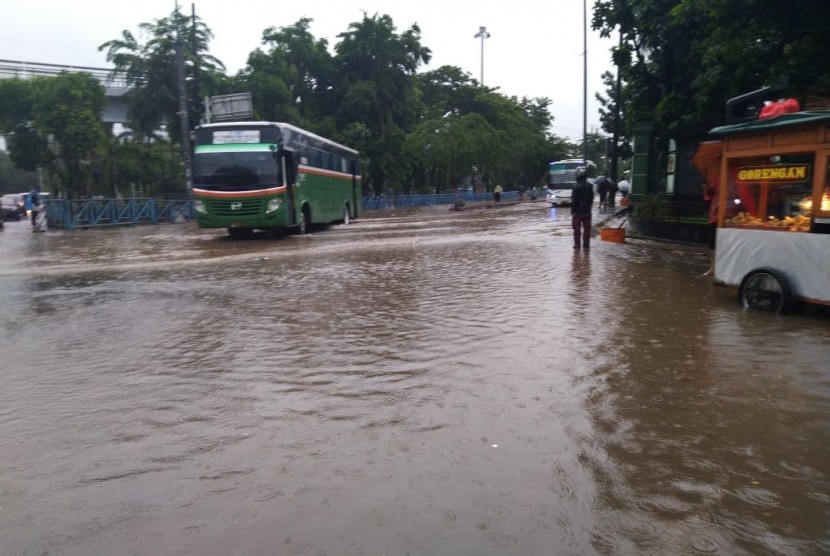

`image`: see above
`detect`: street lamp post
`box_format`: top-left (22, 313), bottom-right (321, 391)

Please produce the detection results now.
top-left (582, 0), bottom-right (588, 166)
top-left (474, 26), bottom-right (491, 86)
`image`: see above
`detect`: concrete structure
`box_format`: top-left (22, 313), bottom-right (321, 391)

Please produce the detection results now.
top-left (0, 59), bottom-right (129, 124)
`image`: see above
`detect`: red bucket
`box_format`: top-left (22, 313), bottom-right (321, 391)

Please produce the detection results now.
top-left (600, 228), bottom-right (626, 243)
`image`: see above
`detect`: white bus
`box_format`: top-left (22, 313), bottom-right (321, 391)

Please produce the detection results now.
top-left (546, 159), bottom-right (597, 206)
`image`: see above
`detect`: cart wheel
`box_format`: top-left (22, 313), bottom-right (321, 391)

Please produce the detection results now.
top-left (739, 268), bottom-right (792, 314)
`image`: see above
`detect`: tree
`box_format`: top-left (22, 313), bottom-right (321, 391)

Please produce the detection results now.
top-left (0, 150), bottom-right (38, 194)
top-left (576, 131), bottom-right (613, 176)
top-left (0, 78), bottom-right (45, 174)
top-left (593, 0), bottom-right (830, 132)
top-left (33, 73), bottom-right (107, 197)
top-left (108, 134), bottom-right (184, 198)
top-left (595, 69), bottom-right (632, 172)
top-left (333, 12), bottom-right (432, 193)
top-left (100, 8), bottom-right (225, 142)
top-left (417, 65), bottom-right (481, 120)
top-left (235, 18), bottom-right (335, 127)
top-left (262, 18), bottom-right (335, 125)
top-left (403, 112), bottom-right (502, 193)
top-left (414, 66), bottom-right (568, 190)
top-left (0, 73), bottom-right (107, 197)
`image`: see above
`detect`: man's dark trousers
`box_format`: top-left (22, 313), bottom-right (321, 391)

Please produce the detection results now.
top-left (572, 213), bottom-right (591, 249)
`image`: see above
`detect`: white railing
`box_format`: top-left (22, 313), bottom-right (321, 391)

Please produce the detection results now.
top-left (0, 59), bottom-right (128, 88)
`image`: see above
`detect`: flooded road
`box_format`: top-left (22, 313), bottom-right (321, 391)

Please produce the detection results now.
top-left (1, 204), bottom-right (828, 556)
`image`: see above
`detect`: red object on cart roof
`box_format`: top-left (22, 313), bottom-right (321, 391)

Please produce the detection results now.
top-left (758, 98), bottom-right (800, 120)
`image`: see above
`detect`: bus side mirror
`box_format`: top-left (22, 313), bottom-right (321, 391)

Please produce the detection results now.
top-left (269, 143), bottom-right (283, 158)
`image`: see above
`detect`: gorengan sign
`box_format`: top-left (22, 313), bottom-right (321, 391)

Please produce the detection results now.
top-left (737, 164), bottom-right (810, 182)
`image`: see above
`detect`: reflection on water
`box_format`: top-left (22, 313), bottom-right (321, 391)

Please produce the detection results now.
top-left (0, 207), bottom-right (828, 556)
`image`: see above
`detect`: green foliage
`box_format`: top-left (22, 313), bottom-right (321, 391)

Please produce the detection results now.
top-left (595, 69), bottom-right (632, 164)
top-left (409, 67), bottom-right (570, 191)
top-left (100, 8), bottom-right (225, 142)
top-left (0, 78), bottom-right (43, 172)
top-left (0, 79), bottom-right (34, 132)
top-left (0, 9), bottom-right (593, 200)
top-left (403, 113), bottom-right (500, 192)
top-left (0, 150), bottom-right (38, 193)
top-left (108, 136), bottom-right (185, 197)
top-left (33, 73), bottom-right (107, 196)
top-left (593, 0), bottom-right (830, 133)
top-left (234, 18), bottom-right (334, 126)
top-left (332, 13), bottom-right (431, 193)
top-left (576, 131), bottom-right (614, 176)
top-left (0, 73), bottom-right (107, 197)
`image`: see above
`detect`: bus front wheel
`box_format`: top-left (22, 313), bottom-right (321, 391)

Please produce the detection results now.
top-left (298, 208), bottom-right (310, 235)
top-left (739, 268), bottom-right (792, 314)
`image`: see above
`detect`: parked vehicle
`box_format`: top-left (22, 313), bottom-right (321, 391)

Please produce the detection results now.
top-left (1, 193), bottom-right (26, 221)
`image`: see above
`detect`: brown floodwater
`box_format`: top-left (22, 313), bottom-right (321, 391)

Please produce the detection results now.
top-left (1, 203), bottom-right (828, 556)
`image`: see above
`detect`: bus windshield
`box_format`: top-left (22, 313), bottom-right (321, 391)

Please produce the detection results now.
top-left (548, 159), bottom-right (596, 189)
top-left (193, 149), bottom-right (280, 191)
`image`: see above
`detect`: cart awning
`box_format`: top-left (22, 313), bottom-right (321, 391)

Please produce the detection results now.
top-left (692, 141), bottom-right (722, 184)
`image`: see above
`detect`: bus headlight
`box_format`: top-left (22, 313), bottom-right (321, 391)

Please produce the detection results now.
top-left (266, 198), bottom-right (282, 213)
top-left (193, 200), bottom-right (206, 214)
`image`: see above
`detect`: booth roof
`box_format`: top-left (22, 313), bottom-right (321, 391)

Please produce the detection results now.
top-left (708, 110), bottom-right (830, 136)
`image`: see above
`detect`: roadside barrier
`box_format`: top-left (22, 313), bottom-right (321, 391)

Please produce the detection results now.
top-left (362, 191), bottom-right (519, 210)
top-left (40, 192), bottom-right (523, 230)
top-left (44, 198), bottom-right (194, 230)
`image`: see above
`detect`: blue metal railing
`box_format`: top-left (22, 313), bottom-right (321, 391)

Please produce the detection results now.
top-left (362, 191), bottom-right (520, 210)
top-left (40, 191), bottom-right (524, 230)
top-left (44, 198), bottom-right (194, 230)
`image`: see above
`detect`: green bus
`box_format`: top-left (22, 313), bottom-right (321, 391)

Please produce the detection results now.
top-left (192, 122), bottom-right (362, 236)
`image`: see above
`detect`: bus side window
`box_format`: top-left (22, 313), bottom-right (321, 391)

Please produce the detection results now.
top-left (309, 148), bottom-right (321, 168)
top-left (321, 151), bottom-right (331, 170)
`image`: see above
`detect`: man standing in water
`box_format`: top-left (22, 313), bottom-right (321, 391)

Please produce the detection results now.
top-left (571, 167), bottom-right (594, 250)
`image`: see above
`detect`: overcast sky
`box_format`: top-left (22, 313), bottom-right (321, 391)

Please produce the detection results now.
top-left (2, 0), bottom-right (616, 141)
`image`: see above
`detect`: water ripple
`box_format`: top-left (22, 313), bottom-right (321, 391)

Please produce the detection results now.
top-left (1, 206), bottom-right (828, 555)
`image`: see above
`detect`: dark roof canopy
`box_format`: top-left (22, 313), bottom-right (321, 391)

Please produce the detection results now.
top-left (708, 111), bottom-right (830, 136)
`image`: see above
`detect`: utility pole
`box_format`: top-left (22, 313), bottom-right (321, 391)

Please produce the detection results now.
top-left (610, 29), bottom-right (622, 182)
top-left (582, 0), bottom-right (588, 166)
top-left (191, 3), bottom-right (200, 121)
top-left (474, 26), bottom-right (491, 86)
top-left (175, 0), bottom-right (193, 191)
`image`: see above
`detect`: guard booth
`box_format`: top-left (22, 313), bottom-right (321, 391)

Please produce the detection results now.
top-left (699, 110), bottom-right (830, 312)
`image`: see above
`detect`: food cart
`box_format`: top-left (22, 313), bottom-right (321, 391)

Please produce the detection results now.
top-left (697, 110), bottom-right (830, 313)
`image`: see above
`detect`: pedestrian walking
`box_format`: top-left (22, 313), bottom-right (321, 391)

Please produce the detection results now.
top-left (618, 171), bottom-right (631, 199)
top-left (595, 175), bottom-right (609, 211)
top-left (494, 184), bottom-right (503, 204)
top-left (571, 168), bottom-right (594, 250)
top-left (25, 189), bottom-right (41, 228)
top-left (606, 179), bottom-right (618, 210)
